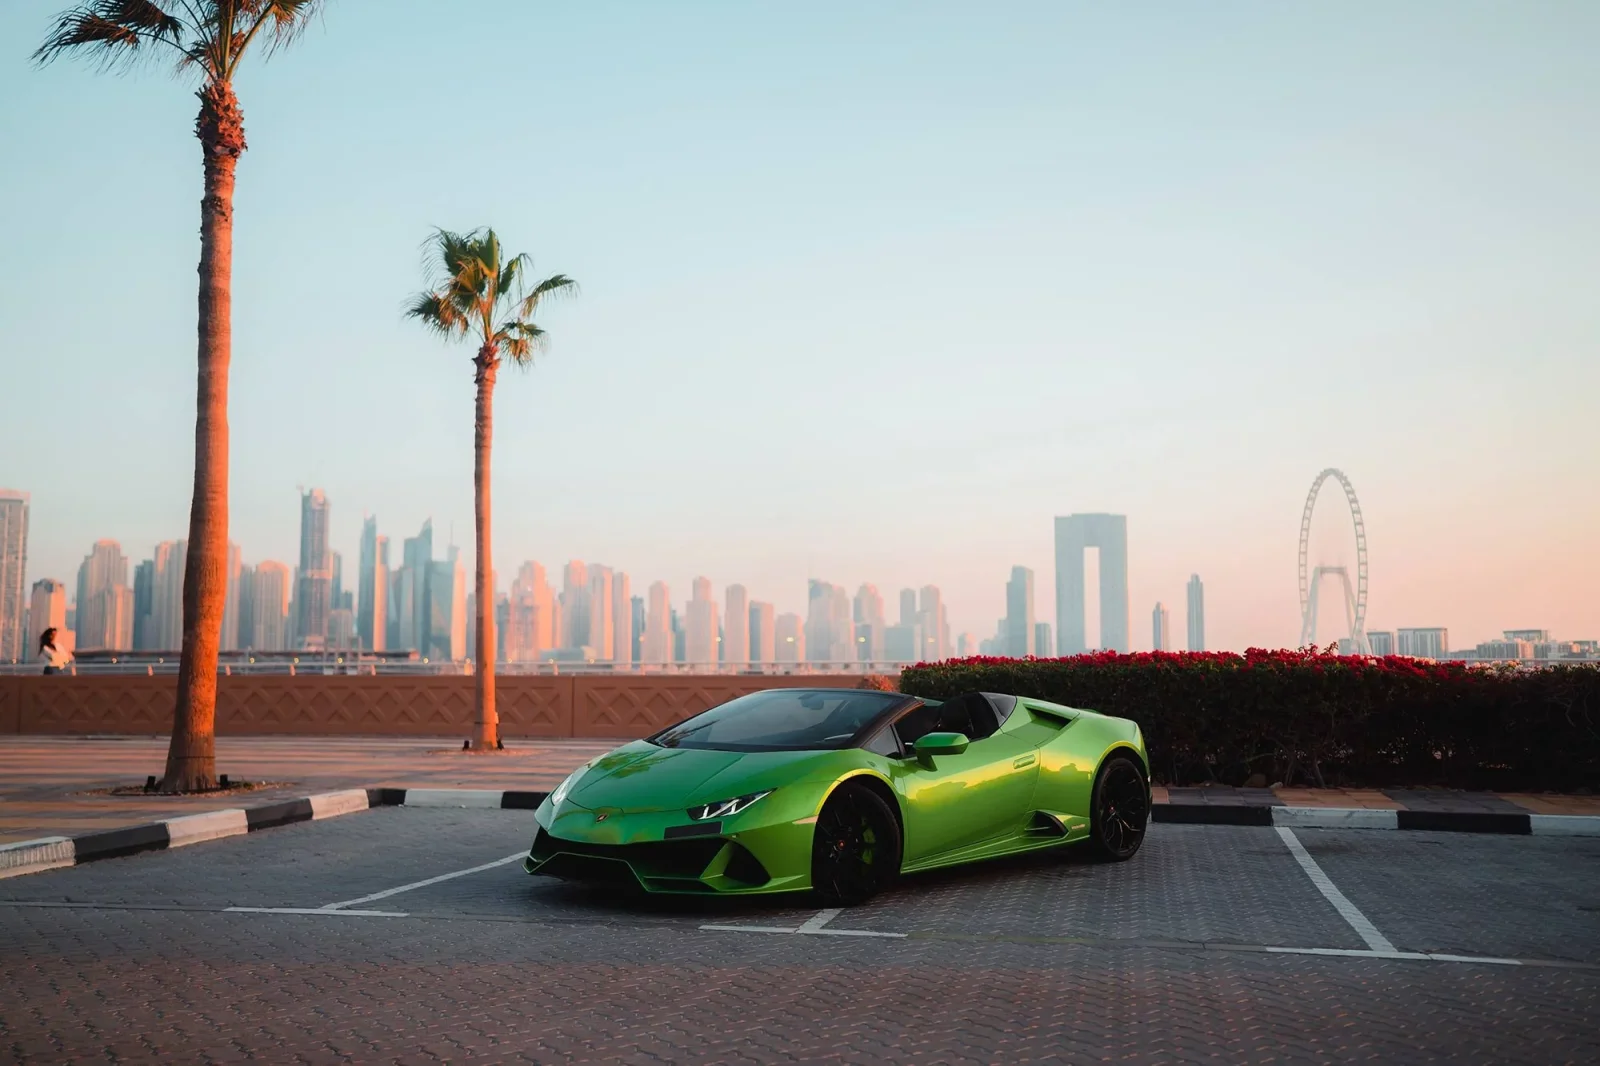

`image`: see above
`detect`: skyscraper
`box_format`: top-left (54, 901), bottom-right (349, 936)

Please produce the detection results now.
top-left (1034, 622), bottom-right (1054, 657)
top-left (1185, 574), bottom-right (1205, 652)
top-left (150, 540), bottom-right (187, 651)
top-left (220, 543), bottom-right (243, 652)
top-left (357, 517), bottom-right (388, 652)
top-left (774, 612), bottom-right (804, 663)
top-left (1055, 513), bottom-right (1130, 654)
top-left (28, 579), bottom-right (67, 652)
top-left (918, 585), bottom-right (949, 661)
top-left (644, 581), bottom-right (672, 664)
top-left (853, 583), bottom-right (885, 661)
top-left (505, 561), bottom-right (556, 662)
top-left (631, 596), bottom-right (645, 662)
top-left (0, 490), bottom-right (26, 661)
top-left (236, 564), bottom-right (255, 649)
top-left (561, 561), bottom-right (590, 652)
top-left (724, 584), bottom-right (750, 665)
top-left (1004, 566), bottom-right (1036, 657)
top-left (587, 565), bottom-right (614, 659)
top-left (686, 577), bottom-right (719, 665)
top-left (75, 540), bottom-right (132, 651)
top-left (749, 601), bottom-right (775, 663)
top-left (132, 559), bottom-right (156, 651)
top-left (295, 489), bottom-right (333, 649)
top-left (805, 580), bottom-right (835, 663)
top-left (248, 561), bottom-right (291, 652)
top-left (612, 571), bottom-right (633, 667)
top-left (898, 588), bottom-right (917, 626)
top-left (1152, 602), bottom-right (1171, 652)
top-left (396, 520), bottom-right (433, 652)
top-left (427, 550), bottom-right (466, 660)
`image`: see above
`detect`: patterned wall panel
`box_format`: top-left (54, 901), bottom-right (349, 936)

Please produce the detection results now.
top-left (19, 676), bottom-right (177, 734)
top-left (571, 675), bottom-right (864, 738)
top-left (14, 673), bottom-right (872, 737)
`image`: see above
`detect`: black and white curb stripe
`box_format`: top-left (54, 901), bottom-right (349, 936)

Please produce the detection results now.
top-left (0, 788), bottom-right (550, 880)
top-left (1154, 803), bottom-right (1600, 836)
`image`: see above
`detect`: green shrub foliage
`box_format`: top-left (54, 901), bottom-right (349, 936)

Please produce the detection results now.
top-left (899, 650), bottom-right (1600, 790)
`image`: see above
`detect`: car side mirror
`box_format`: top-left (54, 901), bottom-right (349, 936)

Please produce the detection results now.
top-left (913, 731), bottom-right (969, 765)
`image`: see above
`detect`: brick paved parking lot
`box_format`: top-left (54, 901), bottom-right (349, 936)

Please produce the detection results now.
top-left (2, 809), bottom-right (1597, 1064)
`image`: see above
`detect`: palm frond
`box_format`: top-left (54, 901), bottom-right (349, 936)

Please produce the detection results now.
top-left (516, 274), bottom-right (577, 321)
top-left (233, 0), bottom-right (323, 70)
top-left (33, 0), bottom-right (190, 71)
top-left (496, 320), bottom-right (548, 367)
top-left (404, 290), bottom-right (469, 338)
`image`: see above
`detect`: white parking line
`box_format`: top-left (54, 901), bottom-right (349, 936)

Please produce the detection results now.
top-left (1275, 826), bottom-right (1397, 953)
top-left (319, 852), bottom-right (525, 911)
top-left (1265, 946), bottom-right (1523, 966)
top-left (225, 907), bottom-right (409, 917)
top-left (702, 907), bottom-right (907, 938)
top-left (797, 908), bottom-right (841, 932)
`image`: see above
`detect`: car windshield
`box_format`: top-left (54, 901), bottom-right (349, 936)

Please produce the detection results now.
top-left (649, 689), bottom-right (909, 752)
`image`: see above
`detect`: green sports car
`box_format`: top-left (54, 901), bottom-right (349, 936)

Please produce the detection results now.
top-left (524, 687), bottom-right (1151, 905)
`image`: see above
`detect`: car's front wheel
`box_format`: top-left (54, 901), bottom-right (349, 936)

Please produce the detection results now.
top-left (811, 782), bottom-right (902, 906)
top-left (1088, 755), bottom-right (1149, 861)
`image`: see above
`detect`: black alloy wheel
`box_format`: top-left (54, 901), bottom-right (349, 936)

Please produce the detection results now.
top-left (811, 782), bottom-right (902, 906)
top-left (1088, 755), bottom-right (1149, 861)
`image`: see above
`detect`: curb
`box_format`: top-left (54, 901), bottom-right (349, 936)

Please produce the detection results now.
top-left (0, 787), bottom-right (551, 880)
top-left (1154, 803), bottom-right (1600, 836)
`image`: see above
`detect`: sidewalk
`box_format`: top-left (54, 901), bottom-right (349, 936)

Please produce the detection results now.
top-left (0, 735), bottom-right (611, 843)
top-left (3, 735), bottom-right (1595, 845)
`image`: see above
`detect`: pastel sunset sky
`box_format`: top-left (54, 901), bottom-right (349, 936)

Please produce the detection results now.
top-left (1, 0), bottom-right (1596, 651)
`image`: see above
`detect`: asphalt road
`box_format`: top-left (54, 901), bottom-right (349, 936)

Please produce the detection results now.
top-left (1, 809), bottom-right (1597, 1064)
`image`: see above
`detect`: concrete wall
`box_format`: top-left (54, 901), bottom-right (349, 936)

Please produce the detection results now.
top-left (0, 674), bottom-right (873, 738)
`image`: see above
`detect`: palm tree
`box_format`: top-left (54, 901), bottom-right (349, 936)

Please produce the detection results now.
top-left (407, 229), bottom-right (575, 750)
top-left (34, 1), bottom-right (324, 792)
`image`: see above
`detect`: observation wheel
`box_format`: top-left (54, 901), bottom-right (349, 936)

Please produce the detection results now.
top-left (1297, 468), bottom-right (1370, 653)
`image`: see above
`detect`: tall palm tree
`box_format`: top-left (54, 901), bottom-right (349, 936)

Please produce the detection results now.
top-left (407, 229), bottom-right (575, 750)
top-left (35, 1), bottom-right (324, 792)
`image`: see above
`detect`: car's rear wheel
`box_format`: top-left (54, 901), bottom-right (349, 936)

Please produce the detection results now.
top-left (811, 782), bottom-right (901, 906)
top-left (1088, 755), bottom-right (1149, 861)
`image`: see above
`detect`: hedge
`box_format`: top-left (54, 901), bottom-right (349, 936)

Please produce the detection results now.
top-left (898, 649), bottom-right (1600, 791)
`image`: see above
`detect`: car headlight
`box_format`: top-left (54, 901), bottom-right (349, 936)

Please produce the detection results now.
top-left (687, 790), bottom-right (772, 822)
top-left (550, 765), bottom-right (589, 808)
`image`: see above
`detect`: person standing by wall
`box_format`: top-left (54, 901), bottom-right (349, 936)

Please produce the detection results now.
top-left (38, 627), bottom-right (70, 675)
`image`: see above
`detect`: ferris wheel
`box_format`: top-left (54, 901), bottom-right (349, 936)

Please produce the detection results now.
top-left (1297, 468), bottom-right (1371, 654)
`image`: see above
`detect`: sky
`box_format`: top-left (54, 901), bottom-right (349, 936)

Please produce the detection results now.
top-left (2, 0), bottom-right (1597, 652)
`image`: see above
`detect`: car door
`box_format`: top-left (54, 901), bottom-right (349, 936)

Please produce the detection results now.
top-left (887, 701), bottom-right (1041, 864)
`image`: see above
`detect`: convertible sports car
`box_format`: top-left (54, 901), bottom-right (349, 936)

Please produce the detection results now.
top-left (525, 687), bottom-right (1150, 905)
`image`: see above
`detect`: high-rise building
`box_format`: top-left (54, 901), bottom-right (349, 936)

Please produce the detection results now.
top-left (957, 633), bottom-right (980, 657)
top-left (248, 561), bottom-right (291, 652)
top-left (427, 551), bottom-right (466, 660)
top-left (1034, 622), bottom-right (1054, 658)
top-left (395, 520), bottom-right (433, 652)
top-left (1396, 627), bottom-right (1448, 659)
top-left (644, 581), bottom-right (672, 664)
top-left (505, 561), bottom-right (556, 662)
top-left (1185, 574), bottom-right (1205, 652)
top-left (236, 564), bottom-right (255, 649)
top-left (1152, 602), bottom-right (1171, 652)
top-left (853, 583), bottom-right (885, 661)
top-left (1005, 566), bottom-right (1035, 657)
top-left (1055, 513), bottom-right (1130, 654)
top-left (587, 565), bottom-right (615, 659)
top-left (671, 608), bottom-right (686, 663)
top-left (774, 612), bottom-right (804, 663)
top-left (1367, 630), bottom-right (1394, 656)
top-left (612, 571), bottom-right (633, 667)
top-left (724, 584), bottom-right (750, 665)
top-left (328, 607), bottom-right (356, 651)
top-left (28, 579), bottom-right (68, 653)
top-left (631, 596), bottom-right (645, 663)
top-left (295, 489), bottom-right (333, 649)
top-left (686, 577), bottom-right (719, 665)
top-left (148, 540), bottom-right (187, 651)
top-left (884, 623), bottom-right (923, 662)
top-left (898, 588), bottom-right (917, 626)
top-left (75, 540), bottom-right (132, 651)
top-left (805, 580), bottom-right (835, 663)
top-left (132, 559), bottom-right (156, 651)
top-left (918, 585), bottom-right (949, 661)
top-left (561, 561), bottom-right (590, 652)
top-left (220, 543), bottom-right (243, 652)
top-left (357, 517), bottom-right (388, 652)
top-left (0, 490), bottom-right (27, 661)
top-left (749, 601), bottom-right (775, 663)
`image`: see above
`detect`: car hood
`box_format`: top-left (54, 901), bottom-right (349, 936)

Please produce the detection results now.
top-left (567, 741), bottom-right (830, 814)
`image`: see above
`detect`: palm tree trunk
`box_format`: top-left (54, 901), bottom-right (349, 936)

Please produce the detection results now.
top-left (161, 81), bottom-right (245, 793)
top-left (473, 350), bottom-right (499, 750)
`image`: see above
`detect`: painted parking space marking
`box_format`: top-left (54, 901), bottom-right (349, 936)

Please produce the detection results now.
top-left (225, 907), bottom-right (410, 918)
top-left (1275, 826), bottom-right (1397, 952)
top-left (319, 852), bottom-right (525, 911)
top-left (702, 907), bottom-right (907, 938)
top-left (1265, 946), bottom-right (1523, 966)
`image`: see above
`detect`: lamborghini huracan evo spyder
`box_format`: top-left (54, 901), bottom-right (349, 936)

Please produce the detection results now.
top-left (524, 688), bottom-right (1151, 905)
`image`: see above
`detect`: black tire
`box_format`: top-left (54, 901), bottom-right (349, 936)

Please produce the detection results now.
top-left (1088, 755), bottom-right (1149, 861)
top-left (811, 782), bottom-right (902, 906)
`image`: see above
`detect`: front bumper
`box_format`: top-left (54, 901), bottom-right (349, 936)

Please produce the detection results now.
top-left (524, 800), bottom-right (815, 895)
